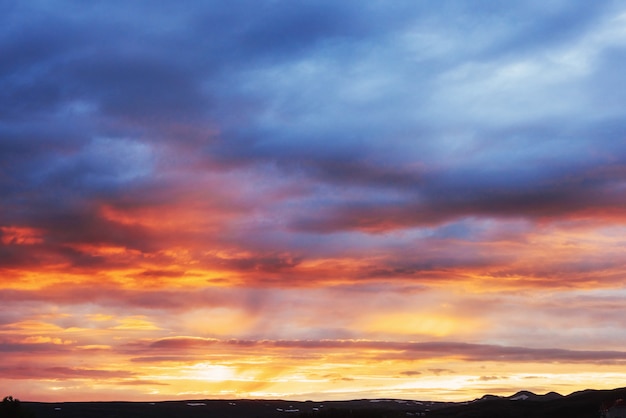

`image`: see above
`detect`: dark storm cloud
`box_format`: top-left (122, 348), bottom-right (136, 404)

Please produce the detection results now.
top-left (289, 149), bottom-right (626, 233)
top-left (67, 52), bottom-right (209, 121)
top-left (229, 1), bottom-right (371, 58)
top-left (0, 18), bottom-right (82, 119)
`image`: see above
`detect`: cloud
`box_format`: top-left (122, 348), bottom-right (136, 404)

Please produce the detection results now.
top-left (288, 154), bottom-right (626, 233)
top-left (399, 370), bottom-right (422, 377)
top-left (3, 0), bottom-right (626, 401)
top-left (144, 337), bottom-right (626, 365)
top-left (0, 366), bottom-right (136, 380)
top-left (474, 376), bottom-right (507, 382)
top-left (428, 369), bottom-right (454, 376)
top-left (0, 338), bottom-right (75, 353)
top-left (2, 0), bottom-right (626, 283)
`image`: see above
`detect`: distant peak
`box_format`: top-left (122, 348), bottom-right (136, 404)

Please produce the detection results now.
top-left (508, 390), bottom-right (563, 401)
top-left (512, 390), bottom-right (535, 396)
top-left (510, 391), bottom-right (533, 401)
top-left (476, 394), bottom-right (501, 402)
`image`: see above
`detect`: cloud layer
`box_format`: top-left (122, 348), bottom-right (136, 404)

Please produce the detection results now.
top-left (2, 0), bottom-right (626, 402)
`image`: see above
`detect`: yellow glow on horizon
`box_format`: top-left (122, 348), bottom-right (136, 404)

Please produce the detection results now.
top-left (186, 363), bottom-right (238, 381)
top-left (4, 224), bottom-right (626, 403)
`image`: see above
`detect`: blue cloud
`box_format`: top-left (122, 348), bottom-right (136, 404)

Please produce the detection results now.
top-left (2, 0), bottom-right (626, 262)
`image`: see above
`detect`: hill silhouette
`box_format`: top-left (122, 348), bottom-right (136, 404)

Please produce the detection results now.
top-left (427, 387), bottom-right (626, 418)
top-left (17, 387), bottom-right (626, 418)
top-left (1, 396), bottom-right (36, 418)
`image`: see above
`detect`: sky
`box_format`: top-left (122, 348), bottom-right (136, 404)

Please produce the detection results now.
top-left (2, 0), bottom-right (626, 403)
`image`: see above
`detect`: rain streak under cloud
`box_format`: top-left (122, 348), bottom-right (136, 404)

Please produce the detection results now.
top-left (3, 0), bottom-right (626, 402)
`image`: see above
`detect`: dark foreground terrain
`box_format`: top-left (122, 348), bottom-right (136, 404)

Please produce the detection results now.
top-left (20, 387), bottom-right (626, 418)
top-left (22, 398), bottom-right (447, 418)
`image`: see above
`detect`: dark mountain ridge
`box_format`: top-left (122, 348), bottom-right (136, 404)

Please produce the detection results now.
top-left (476, 389), bottom-right (564, 402)
top-left (18, 387), bottom-right (626, 418)
top-left (429, 387), bottom-right (626, 418)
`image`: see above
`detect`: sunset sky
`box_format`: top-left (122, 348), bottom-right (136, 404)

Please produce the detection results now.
top-left (3, 0), bottom-right (626, 403)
